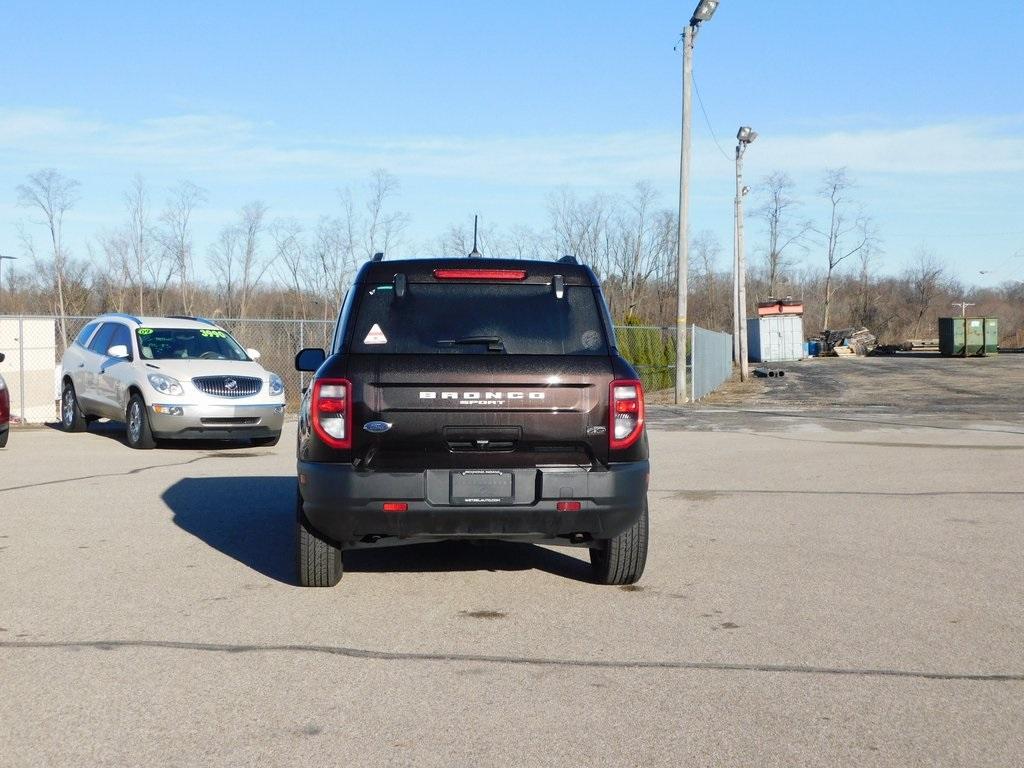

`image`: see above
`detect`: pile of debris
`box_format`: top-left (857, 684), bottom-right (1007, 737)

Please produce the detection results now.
top-left (816, 327), bottom-right (877, 357)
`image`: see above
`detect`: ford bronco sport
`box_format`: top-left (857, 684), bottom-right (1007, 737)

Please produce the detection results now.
top-left (294, 255), bottom-right (649, 587)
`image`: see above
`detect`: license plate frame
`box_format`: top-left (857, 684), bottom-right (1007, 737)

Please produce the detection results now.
top-left (450, 470), bottom-right (514, 505)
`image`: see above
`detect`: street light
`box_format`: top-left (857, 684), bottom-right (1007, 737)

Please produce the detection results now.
top-left (0, 254), bottom-right (16, 314)
top-left (691, 0), bottom-right (720, 23)
top-left (675, 0), bottom-right (722, 405)
top-left (734, 127), bottom-right (756, 382)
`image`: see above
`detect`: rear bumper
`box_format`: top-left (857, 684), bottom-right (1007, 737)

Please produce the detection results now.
top-left (298, 461), bottom-right (649, 544)
top-left (149, 402), bottom-right (284, 440)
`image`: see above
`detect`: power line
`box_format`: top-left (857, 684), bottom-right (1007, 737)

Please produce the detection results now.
top-left (692, 73), bottom-right (732, 163)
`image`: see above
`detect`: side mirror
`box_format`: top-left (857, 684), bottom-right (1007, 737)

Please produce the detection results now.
top-left (295, 347), bottom-right (326, 372)
top-left (107, 344), bottom-right (130, 359)
top-left (246, 348), bottom-right (261, 360)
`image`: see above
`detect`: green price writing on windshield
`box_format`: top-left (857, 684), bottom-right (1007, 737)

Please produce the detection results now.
top-left (138, 328), bottom-right (154, 335)
top-left (200, 329), bottom-right (228, 338)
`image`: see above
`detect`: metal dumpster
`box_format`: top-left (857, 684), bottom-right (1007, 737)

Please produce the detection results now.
top-left (939, 317), bottom-right (999, 356)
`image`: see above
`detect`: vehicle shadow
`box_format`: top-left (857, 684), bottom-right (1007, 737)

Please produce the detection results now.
top-left (44, 420), bottom-right (266, 451)
top-left (162, 476), bottom-right (593, 585)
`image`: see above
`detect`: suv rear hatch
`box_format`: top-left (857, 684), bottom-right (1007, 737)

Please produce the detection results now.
top-left (343, 270), bottom-right (614, 469)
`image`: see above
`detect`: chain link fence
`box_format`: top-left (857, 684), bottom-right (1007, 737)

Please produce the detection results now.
top-left (0, 315), bottom-right (733, 422)
top-left (690, 325), bottom-right (733, 401)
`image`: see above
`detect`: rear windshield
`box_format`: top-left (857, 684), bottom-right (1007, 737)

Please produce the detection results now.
top-left (350, 282), bottom-right (609, 355)
top-left (136, 328), bottom-right (250, 361)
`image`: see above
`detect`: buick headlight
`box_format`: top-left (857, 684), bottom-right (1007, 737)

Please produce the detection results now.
top-left (148, 373), bottom-right (183, 396)
top-left (269, 373), bottom-right (285, 397)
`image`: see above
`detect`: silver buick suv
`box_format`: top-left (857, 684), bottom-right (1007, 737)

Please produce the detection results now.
top-left (59, 314), bottom-right (286, 449)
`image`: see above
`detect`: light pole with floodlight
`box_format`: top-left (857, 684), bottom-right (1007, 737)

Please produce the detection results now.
top-left (674, 0), bottom-right (720, 404)
top-left (735, 126), bottom-right (757, 381)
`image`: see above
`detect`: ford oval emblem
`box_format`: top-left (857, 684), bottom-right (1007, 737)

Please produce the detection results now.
top-left (363, 421), bottom-right (392, 434)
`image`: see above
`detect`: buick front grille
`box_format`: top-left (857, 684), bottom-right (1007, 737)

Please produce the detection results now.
top-left (192, 376), bottom-right (262, 398)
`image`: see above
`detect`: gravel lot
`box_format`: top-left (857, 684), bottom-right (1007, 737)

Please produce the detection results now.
top-left (2, 394), bottom-right (1023, 766)
top-left (703, 352), bottom-right (1024, 415)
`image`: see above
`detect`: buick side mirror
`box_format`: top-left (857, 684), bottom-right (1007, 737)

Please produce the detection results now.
top-left (107, 344), bottom-right (130, 359)
top-left (247, 348), bottom-right (262, 360)
top-left (295, 347), bottom-right (326, 372)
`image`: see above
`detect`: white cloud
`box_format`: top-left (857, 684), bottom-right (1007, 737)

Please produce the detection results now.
top-left (3, 108), bottom-right (1022, 187)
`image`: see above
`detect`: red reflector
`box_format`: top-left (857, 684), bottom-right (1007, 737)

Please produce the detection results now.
top-left (615, 399), bottom-right (639, 414)
top-left (383, 502), bottom-right (408, 513)
top-left (317, 397), bottom-right (346, 414)
top-left (556, 501), bottom-right (582, 512)
top-left (433, 268), bottom-right (527, 280)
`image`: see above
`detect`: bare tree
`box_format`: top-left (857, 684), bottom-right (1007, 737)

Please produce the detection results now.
top-left (96, 232), bottom-right (132, 312)
top-left (756, 171), bottom-right (810, 298)
top-left (609, 182), bottom-right (676, 320)
top-left (817, 168), bottom-right (873, 329)
top-left (310, 215), bottom-right (357, 321)
top-left (236, 201), bottom-right (271, 318)
top-left (343, 169), bottom-right (409, 261)
top-left (904, 247), bottom-right (946, 337)
top-left (16, 169), bottom-right (81, 347)
top-left (270, 218), bottom-right (312, 319)
top-left (160, 181), bottom-right (206, 314)
top-left (121, 174), bottom-right (158, 313)
top-left (690, 230), bottom-right (723, 329)
top-left (206, 224), bottom-right (241, 317)
top-left (547, 189), bottom-right (614, 277)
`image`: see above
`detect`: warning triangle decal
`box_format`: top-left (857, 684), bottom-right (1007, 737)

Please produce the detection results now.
top-left (364, 323), bottom-right (388, 345)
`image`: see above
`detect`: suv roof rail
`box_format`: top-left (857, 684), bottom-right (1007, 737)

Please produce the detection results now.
top-left (167, 314), bottom-right (218, 327)
top-left (557, 255), bottom-right (579, 264)
top-left (101, 312), bottom-right (142, 325)
top-left (372, 252), bottom-right (385, 262)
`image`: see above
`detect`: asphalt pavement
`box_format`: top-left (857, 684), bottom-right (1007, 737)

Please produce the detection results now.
top-left (1, 411), bottom-right (1022, 767)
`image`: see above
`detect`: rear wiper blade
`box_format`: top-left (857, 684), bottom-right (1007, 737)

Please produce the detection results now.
top-left (437, 336), bottom-right (506, 352)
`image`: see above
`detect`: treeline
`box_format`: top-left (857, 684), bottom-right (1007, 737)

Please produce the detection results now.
top-left (4, 167), bottom-right (1022, 347)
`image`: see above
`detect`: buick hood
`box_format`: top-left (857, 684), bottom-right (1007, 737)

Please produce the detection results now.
top-left (142, 358), bottom-right (271, 381)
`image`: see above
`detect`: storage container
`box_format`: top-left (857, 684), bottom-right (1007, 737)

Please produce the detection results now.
top-left (747, 315), bottom-right (804, 362)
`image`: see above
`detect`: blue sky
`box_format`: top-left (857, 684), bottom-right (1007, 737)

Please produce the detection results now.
top-left (1, 0), bottom-right (1023, 285)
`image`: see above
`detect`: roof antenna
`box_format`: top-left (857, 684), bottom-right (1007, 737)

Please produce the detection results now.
top-left (468, 215), bottom-right (482, 258)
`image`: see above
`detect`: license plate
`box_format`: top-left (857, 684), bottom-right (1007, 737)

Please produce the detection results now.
top-left (451, 471), bottom-right (513, 505)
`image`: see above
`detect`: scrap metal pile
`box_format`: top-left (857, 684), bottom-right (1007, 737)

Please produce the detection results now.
top-left (815, 327), bottom-right (877, 357)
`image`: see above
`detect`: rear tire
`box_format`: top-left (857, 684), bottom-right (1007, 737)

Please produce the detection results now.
top-left (252, 432), bottom-right (281, 447)
top-left (0, 429), bottom-right (8, 449)
top-left (60, 381), bottom-right (87, 433)
top-left (125, 393), bottom-right (156, 450)
top-left (297, 489), bottom-right (343, 587)
top-left (590, 498), bottom-right (648, 585)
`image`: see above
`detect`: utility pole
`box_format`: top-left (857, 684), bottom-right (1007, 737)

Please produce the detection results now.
top-left (674, 0), bottom-right (721, 405)
top-left (735, 127), bottom-right (757, 381)
top-left (732, 186), bottom-right (740, 364)
top-left (0, 254), bottom-right (17, 314)
top-left (952, 301), bottom-right (975, 317)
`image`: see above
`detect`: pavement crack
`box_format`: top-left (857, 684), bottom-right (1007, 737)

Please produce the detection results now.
top-left (1, 640), bottom-right (1021, 682)
top-left (0, 456), bottom-right (215, 494)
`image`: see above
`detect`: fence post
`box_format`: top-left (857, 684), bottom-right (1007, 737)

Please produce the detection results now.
top-left (298, 319), bottom-right (305, 392)
top-left (689, 324), bottom-right (696, 403)
top-left (18, 317), bottom-right (26, 422)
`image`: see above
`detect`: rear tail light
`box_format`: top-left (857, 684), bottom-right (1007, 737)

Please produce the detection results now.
top-left (556, 501), bottom-right (582, 512)
top-left (383, 502), bottom-right (408, 513)
top-left (311, 378), bottom-right (351, 449)
top-left (609, 379), bottom-right (644, 450)
top-left (433, 268), bottom-right (527, 280)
